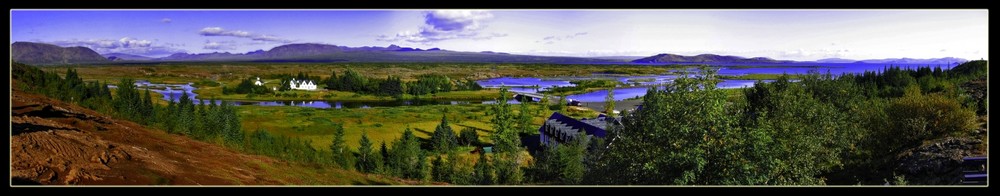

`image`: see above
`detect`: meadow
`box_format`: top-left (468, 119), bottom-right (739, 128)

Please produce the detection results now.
top-left (235, 102), bottom-right (599, 151)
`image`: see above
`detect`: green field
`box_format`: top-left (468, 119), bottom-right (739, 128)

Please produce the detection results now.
top-left (235, 103), bottom-right (597, 151)
top-left (42, 63), bottom-right (680, 84)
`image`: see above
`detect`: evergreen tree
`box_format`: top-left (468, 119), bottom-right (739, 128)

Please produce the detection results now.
top-left (557, 132), bottom-right (588, 184)
top-left (473, 152), bottom-right (495, 185)
top-left (329, 123), bottom-right (352, 169)
top-left (380, 141), bottom-right (390, 171)
top-left (604, 87), bottom-right (616, 117)
top-left (430, 114), bottom-right (458, 152)
top-left (517, 97), bottom-right (533, 134)
top-left (459, 127), bottom-right (480, 146)
top-left (432, 155), bottom-right (448, 182)
top-left (414, 150), bottom-right (429, 181)
top-left (389, 128), bottom-right (422, 179)
top-left (356, 131), bottom-right (382, 173)
top-left (490, 88), bottom-right (519, 153)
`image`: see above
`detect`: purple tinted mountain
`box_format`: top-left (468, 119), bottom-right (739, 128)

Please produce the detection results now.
top-left (853, 57), bottom-right (967, 64)
top-left (102, 53), bottom-right (154, 61)
top-left (814, 58), bottom-right (857, 63)
top-left (814, 57), bottom-right (968, 64)
top-left (154, 43), bottom-right (615, 63)
top-left (631, 53), bottom-right (794, 63)
top-left (11, 42), bottom-right (109, 65)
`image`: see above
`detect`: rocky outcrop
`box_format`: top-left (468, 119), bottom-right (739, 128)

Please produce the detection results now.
top-left (895, 137), bottom-right (983, 185)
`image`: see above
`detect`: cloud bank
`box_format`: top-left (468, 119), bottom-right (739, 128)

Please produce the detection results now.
top-left (377, 10), bottom-right (507, 43)
top-left (536, 32), bottom-right (588, 45)
top-left (49, 37), bottom-right (185, 57)
top-left (199, 27), bottom-right (292, 43)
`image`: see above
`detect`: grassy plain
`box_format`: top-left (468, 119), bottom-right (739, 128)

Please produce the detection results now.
top-left (235, 103), bottom-right (598, 151)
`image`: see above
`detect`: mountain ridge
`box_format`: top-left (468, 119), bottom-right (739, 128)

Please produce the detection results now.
top-left (11, 42), bottom-right (110, 65)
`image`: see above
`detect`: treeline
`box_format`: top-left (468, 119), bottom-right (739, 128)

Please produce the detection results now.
top-left (222, 76), bottom-right (273, 95)
top-left (12, 62), bottom-right (115, 113)
top-left (12, 62), bottom-right (247, 147)
top-left (547, 61), bottom-right (985, 185)
top-left (323, 69), bottom-right (482, 98)
top-left (540, 79), bottom-right (619, 94)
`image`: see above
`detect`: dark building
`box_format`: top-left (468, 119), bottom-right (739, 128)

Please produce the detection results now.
top-left (538, 112), bottom-right (618, 146)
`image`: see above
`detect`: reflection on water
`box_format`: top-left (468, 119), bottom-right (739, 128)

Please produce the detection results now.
top-left (136, 63), bottom-right (952, 108)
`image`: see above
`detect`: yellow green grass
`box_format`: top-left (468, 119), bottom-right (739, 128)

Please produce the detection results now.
top-left (195, 85), bottom-right (500, 102)
top-left (42, 63), bottom-right (678, 86)
top-left (235, 103), bottom-right (597, 151)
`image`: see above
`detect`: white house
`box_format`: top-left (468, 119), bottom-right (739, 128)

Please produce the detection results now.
top-left (288, 78), bottom-right (317, 91)
top-left (254, 77), bottom-right (264, 86)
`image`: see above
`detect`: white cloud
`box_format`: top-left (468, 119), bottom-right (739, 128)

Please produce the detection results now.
top-left (49, 37), bottom-right (185, 56)
top-left (536, 32), bottom-right (588, 45)
top-left (376, 10), bottom-right (506, 43)
top-left (161, 18), bottom-right (172, 23)
top-left (203, 40), bottom-right (237, 50)
top-left (198, 27), bottom-right (292, 43)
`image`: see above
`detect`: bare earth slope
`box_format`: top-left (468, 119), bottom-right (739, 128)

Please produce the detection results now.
top-left (11, 89), bottom-right (404, 185)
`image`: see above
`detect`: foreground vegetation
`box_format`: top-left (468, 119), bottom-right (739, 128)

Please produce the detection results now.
top-left (15, 60), bottom-right (987, 185)
top-left (580, 62), bottom-right (987, 185)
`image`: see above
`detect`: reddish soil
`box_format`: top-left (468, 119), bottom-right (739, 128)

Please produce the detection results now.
top-left (11, 90), bottom-right (292, 185)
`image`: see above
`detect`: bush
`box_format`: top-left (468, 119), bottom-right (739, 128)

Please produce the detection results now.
top-left (885, 85), bottom-right (977, 147)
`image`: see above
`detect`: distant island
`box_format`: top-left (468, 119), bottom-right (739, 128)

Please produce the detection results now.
top-left (631, 53), bottom-right (795, 64)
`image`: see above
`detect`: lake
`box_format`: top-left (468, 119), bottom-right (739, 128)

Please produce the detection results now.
top-left (140, 63), bottom-right (953, 109)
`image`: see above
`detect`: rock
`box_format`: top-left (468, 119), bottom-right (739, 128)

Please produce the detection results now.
top-left (895, 137), bottom-right (982, 185)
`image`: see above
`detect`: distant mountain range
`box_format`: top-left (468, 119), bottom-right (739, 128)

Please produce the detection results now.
top-left (814, 57), bottom-right (967, 64)
top-left (11, 42), bottom-right (109, 65)
top-left (630, 53), bottom-right (795, 64)
top-left (148, 43), bottom-right (616, 64)
top-left (103, 53), bottom-right (155, 61)
top-left (10, 41), bottom-right (971, 65)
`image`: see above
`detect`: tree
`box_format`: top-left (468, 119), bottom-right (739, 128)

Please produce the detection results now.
top-left (446, 150), bottom-right (468, 184)
top-left (489, 88), bottom-right (524, 184)
top-left (380, 141), bottom-right (390, 171)
top-left (414, 150), bottom-right (429, 181)
top-left (604, 87), bottom-right (616, 117)
top-left (459, 127), bottom-right (480, 146)
top-left (473, 152), bottom-right (495, 185)
top-left (388, 128), bottom-right (423, 179)
top-left (430, 114), bottom-right (459, 152)
top-left (551, 95), bottom-right (566, 112)
top-left (490, 88), bottom-right (519, 153)
top-left (597, 67), bottom-right (736, 185)
top-left (324, 71), bottom-right (339, 90)
top-left (431, 155), bottom-right (448, 182)
top-left (538, 94), bottom-right (550, 117)
top-left (517, 97), bottom-right (533, 134)
top-left (329, 123), bottom-right (352, 169)
top-left (176, 91), bottom-right (193, 135)
top-left (557, 132), bottom-right (588, 184)
top-left (356, 131), bottom-right (382, 173)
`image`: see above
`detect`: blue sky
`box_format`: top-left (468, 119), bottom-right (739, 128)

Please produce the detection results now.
top-left (10, 9), bottom-right (988, 60)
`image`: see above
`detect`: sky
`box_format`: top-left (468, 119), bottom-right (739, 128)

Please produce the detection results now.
top-left (9, 9), bottom-right (989, 60)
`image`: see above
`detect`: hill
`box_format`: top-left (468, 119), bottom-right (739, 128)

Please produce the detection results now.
top-left (10, 87), bottom-right (410, 185)
top-left (102, 53), bottom-right (155, 61)
top-left (853, 57), bottom-right (967, 64)
top-left (154, 43), bottom-right (614, 63)
top-left (631, 53), bottom-right (794, 64)
top-left (11, 42), bottom-right (109, 65)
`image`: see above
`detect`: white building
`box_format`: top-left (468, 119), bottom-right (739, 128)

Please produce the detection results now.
top-left (254, 77), bottom-right (265, 86)
top-left (289, 78), bottom-right (317, 91)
